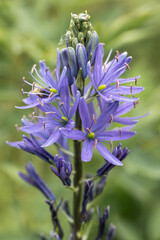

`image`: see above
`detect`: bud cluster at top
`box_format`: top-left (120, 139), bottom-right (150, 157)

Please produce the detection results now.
top-left (66, 12), bottom-right (93, 48)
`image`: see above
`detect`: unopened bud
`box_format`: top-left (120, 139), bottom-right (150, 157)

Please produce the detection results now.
top-left (86, 31), bottom-right (99, 65)
top-left (60, 48), bottom-right (74, 85)
top-left (76, 44), bottom-right (87, 80)
top-left (78, 32), bottom-right (84, 44)
top-left (65, 31), bottom-right (72, 47)
top-left (68, 47), bottom-right (78, 78)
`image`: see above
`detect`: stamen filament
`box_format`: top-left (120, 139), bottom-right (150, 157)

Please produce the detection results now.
top-left (125, 63), bottom-right (130, 70)
top-left (31, 64), bottom-right (36, 74)
top-left (110, 114), bottom-right (113, 124)
top-left (116, 80), bottom-right (119, 90)
top-left (135, 77), bottom-right (138, 86)
top-left (94, 139), bottom-right (98, 148)
top-left (110, 141), bottom-right (113, 150)
top-left (119, 128), bottom-right (122, 137)
top-left (37, 98), bottom-right (44, 106)
top-left (93, 114), bottom-right (96, 124)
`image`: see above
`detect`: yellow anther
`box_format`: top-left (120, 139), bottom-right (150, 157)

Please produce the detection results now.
top-left (87, 132), bottom-right (95, 139)
top-left (61, 117), bottom-right (68, 123)
top-left (50, 88), bottom-right (58, 94)
top-left (97, 84), bottom-right (106, 92)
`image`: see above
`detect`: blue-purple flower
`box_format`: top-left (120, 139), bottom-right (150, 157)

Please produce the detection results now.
top-left (97, 143), bottom-right (130, 176)
top-left (106, 224), bottom-right (116, 240)
top-left (19, 85), bottom-right (80, 147)
top-left (17, 49), bottom-right (66, 109)
top-left (96, 206), bottom-right (110, 240)
top-left (51, 155), bottom-right (72, 186)
top-left (87, 43), bottom-right (144, 103)
top-left (81, 180), bottom-right (94, 221)
top-left (46, 200), bottom-right (63, 238)
top-left (19, 162), bottom-right (55, 201)
top-left (60, 97), bottom-right (135, 164)
top-left (6, 134), bottom-right (55, 164)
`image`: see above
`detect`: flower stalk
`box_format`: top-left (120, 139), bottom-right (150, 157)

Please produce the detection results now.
top-left (73, 77), bottom-right (84, 240)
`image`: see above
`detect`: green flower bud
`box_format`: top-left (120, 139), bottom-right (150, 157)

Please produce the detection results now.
top-left (72, 37), bottom-right (79, 50)
top-left (67, 12), bottom-right (94, 48)
top-left (65, 31), bottom-right (72, 47)
top-left (78, 32), bottom-right (84, 44)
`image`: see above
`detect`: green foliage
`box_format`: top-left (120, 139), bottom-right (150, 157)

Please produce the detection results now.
top-left (0, 0), bottom-right (160, 239)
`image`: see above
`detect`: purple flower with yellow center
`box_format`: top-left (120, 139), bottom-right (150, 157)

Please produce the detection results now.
top-left (51, 155), bottom-right (72, 186)
top-left (60, 98), bottom-right (136, 164)
top-left (19, 162), bottom-right (55, 201)
top-left (20, 87), bottom-right (80, 147)
top-left (17, 49), bottom-right (66, 110)
top-left (87, 43), bottom-right (144, 103)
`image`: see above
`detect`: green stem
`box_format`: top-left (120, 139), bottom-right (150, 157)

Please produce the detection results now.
top-left (73, 83), bottom-right (84, 240)
top-left (73, 108), bottom-right (82, 240)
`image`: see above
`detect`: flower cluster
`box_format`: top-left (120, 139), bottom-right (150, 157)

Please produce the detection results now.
top-left (7, 12), bottom-right (147, 240)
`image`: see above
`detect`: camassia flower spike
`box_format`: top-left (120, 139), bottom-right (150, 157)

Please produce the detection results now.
top-left (6, 11), bottom-right (149, 240)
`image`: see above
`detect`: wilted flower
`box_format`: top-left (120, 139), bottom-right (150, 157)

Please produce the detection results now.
top-left (106, 224), bottom-right (116, 240)
top-left (51, 155), bottom-right (72, 186)
top-left (6, 135), bottom-right (55, 164)
top-left (96, 206), bottom-right (110, 240)
top-left (97, 143), bottom-right (130, 176)
top-left (19, 162), bottom-right (55, 201)
top-left (81, 180), bottom-right (94, 221)
top-left (46, 200), bottom-right (63, 238)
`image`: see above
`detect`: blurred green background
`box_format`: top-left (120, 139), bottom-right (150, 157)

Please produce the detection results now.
top-left (0, 0), bottom-right (160, 239)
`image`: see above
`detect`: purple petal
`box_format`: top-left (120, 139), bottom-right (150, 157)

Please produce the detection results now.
top-left (115, 102), bottom-right (134, 117)
top-left (20, 123), bottom-right (43, 134)
top-left (6, 140), bottom-right (22, 149)
top-left (111, 94), bottom-right (139, 102)
top-left (42, 129), bottom-right (60, 147)
top-left (15, 102), bottom-right (39, 109)
top-left (93, 101), bottom-right (119, 133)
top-left (96, 142), bottom-right (123, 166)
top-left (112, 75), bottom-right (140, 84)
top-left (65, 119), bottom-right (75, 130)
top-left (93, 43), bottom-right (104, 85)
top-left (69, 91), bottom-right (80, 119)
top-left (51, 166), bottom-right (59, 177)
top-left (97, 130), bottom-right (136, 141)
top-left (18, 172), bottom-right (35, 186)
top-left (87, 62), bottom-right (97, 88)
top-left (104, 66), bottom-right (126, 87)
top-left (60, 129), bottom-right (86, 140)
top-left (98, 91), bottom-right (112, 102)
top-left (108, 86), bottom-right (144, 95)
top-left (114, 117), bottom-right (138, 125)
top-left (81, 139), bottom-right (94, 162)
top-left (79, 97), bottom-right (91, 132)
top-left (39, 61), bottom-right (56, 88)
top-left (60, 76), bottom-right (70, 116)
top-left (56, 49), bottom-right (61, 85)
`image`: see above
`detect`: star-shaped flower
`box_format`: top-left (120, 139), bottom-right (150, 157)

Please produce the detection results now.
top-left (87, 43), bottom-right (144, 103)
